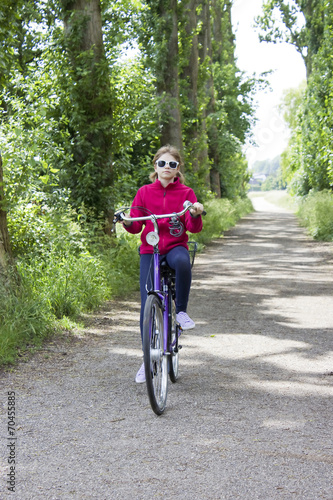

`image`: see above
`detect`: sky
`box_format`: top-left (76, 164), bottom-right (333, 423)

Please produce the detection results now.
top-left (231, 0), bottom-right (306, 169)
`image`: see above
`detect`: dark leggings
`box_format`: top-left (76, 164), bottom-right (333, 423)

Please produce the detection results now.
top-left (139, 246), bottom-right (192, 341)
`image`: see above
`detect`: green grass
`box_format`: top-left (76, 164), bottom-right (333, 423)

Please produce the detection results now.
top-left (0, 283), bottom-right (52, 365)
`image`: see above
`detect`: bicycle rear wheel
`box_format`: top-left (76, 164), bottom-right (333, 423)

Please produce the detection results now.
top-left (143, 294), bottom-right (168, 415)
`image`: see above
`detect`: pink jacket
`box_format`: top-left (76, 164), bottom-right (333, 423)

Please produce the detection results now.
top-left (124, 178), bottom-right (203, 255)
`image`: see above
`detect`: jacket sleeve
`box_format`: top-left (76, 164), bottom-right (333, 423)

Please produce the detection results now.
top-left (184, 188), bottom-right (203, 234)
top-left (123, 189), bottom-right (145, 234)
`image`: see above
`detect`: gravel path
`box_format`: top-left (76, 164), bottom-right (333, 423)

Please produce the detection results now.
top-left (1, 196), bottom-right (333, 499)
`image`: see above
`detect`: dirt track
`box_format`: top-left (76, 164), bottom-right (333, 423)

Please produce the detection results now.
top-left (1, 196), bottom-right (333, 499)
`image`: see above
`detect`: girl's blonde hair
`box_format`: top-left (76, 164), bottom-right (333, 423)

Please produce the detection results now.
top-left (149, 144), bottom-right (185, 183)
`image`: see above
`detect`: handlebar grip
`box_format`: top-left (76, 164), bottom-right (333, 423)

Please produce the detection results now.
top-left (113, 212), bottom-right (124, 224)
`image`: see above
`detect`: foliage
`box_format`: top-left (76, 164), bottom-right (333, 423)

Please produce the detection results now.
top-left (261, 169), bottom-right (286, 191)
top-left (0, 278), bottom-right (52, 365)
top-left (255, 0), bottom-right (325, 77)
top-left (253, 155), bottom-right (281, 176)
top-left (297, 190), bottom-right (333, 241)
top-left (0, 68), bottom-right (71, 209)
top-left (259, 0), bottom-right (333, 197)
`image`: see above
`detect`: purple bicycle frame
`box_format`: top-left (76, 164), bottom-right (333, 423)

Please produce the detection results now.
top-left (153, 250), bottom-right (169, 355)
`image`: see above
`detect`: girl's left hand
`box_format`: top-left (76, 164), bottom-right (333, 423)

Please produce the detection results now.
top-left (190, 202), bottom-right (204, 217)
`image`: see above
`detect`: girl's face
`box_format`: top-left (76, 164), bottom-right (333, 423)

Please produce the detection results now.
top-left (154, 152), bottom-right (180, 186)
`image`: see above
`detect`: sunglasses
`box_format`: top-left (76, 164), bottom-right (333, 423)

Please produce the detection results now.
top-left (155, 160), bottom-right (179, 169)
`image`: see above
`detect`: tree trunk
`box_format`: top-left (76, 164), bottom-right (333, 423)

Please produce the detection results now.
top-left (63, 0), bottom-right (105, 60)
top-left (210, 168), bottom-right (221, 198)
top-left (0, 152), bottom-right (12, 270)
top-left (182, 0), bottom-right (199, 111)
top-left (182, 0), bottom-right (209, 182)
top-left (212, 0), bottom-right (234, 65)
top-left (181, 0), bottom-right (199, 170)
top-left (156, 0), bottom-right (183, 151)
top-left (198, 0), bottom-right (221, 195)
top-left (62, 0), bottom-right (113, 219)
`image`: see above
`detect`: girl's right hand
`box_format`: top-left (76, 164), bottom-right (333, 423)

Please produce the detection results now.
top-left (122, 217), bottom-right (132, 227)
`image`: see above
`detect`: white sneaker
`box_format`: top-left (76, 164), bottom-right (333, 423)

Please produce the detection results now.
top-left (176, 311), bottom-right (195, 330)
top-left (135, 362), bottom-right (146, 383)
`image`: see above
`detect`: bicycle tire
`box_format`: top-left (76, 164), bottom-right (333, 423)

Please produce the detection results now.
top-left (143, 294), bottom-right (168, 415)
top-left (169, 295), bottom-right (180, 383)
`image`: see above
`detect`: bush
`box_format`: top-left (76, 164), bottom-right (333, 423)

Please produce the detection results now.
top-left (18, 251), bottom-right (109, 319)
top-left (0, 282), bottom-right (52, 365)
top-left (297, 190), bottom-right (333, 241)
top-left (98, 230), bottom-right (141, 297)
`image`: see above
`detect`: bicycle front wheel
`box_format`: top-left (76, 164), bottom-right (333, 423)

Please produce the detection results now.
top-left (169, 297), bottom-right (180, 383)
top-left (143, 294), bottom-right (168, 415)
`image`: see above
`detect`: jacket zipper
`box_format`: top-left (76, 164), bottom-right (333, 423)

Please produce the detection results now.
top-left (161, 190), bottom-right (167, 252)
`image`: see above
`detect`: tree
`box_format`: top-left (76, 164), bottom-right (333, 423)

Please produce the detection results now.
top-left (265, 1), bottom-right (333, 195)
top-left (130, 0), bottom-right (256, 198)
top-left (140, 0), bottom-right (183, 152)
top-left (301, 4), bottom-right (333, 192)
top-left (255, 0), bottom-right (325, 79)
top-left (207, 0), bottom-right (255, 198)
top-left (197, 0), bottom-right (220, 195)
top-left (60, 0), bottom-right (114, 219)
top-left (179, 0), bottom-right (203, 174)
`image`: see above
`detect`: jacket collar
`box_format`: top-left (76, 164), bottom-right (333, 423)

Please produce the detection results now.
top-left (153, 177), bottom-right (180, 190)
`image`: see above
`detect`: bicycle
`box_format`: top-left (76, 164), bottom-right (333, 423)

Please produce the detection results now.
top-left (113, 200), bottom-right (201, 415)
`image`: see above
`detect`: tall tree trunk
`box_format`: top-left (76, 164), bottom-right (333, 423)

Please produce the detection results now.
top-left (61, 0), bottom-right (113, 219)
top-left (156, 0), bottom-right (183, 151)
top-left (181, 0), bottom-right (199, 170)
top-left (0, 152), bottom-right (12, 270)
top-left (63, 0), bottom-right (105, 61)
top-left (212, 0), bottom-right (234, 65)
top-left (182, 0), bottom-right (199, 119)
top-left (181, 0), bottom-right (210, 181)
top-left (198, 0), bottom-right (221, 195)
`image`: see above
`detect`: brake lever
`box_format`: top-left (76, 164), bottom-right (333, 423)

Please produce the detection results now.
top-left (111, 211), bottom-right (125, 233)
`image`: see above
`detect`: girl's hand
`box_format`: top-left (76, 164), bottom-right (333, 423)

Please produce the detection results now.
top-left (190, 202), bottom-right (204, 217)
top-left (122, 216), bottom-right (132, 227)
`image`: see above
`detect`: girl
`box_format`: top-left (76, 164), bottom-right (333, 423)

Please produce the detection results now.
top-left (123, 145), bottom-right (204, 383)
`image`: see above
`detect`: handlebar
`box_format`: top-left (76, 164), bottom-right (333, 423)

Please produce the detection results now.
top-left (112, 201), bottom-right (206, 231)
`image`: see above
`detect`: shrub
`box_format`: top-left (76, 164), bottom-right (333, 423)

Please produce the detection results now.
top-left (0, 282), bottom-right (52, 365)
top-left (18, 251), bottom-right (109, 319)
top-left (297, 190), bottom-right (333, 241)
top-left (98, 228), bottom-right (141, 297)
